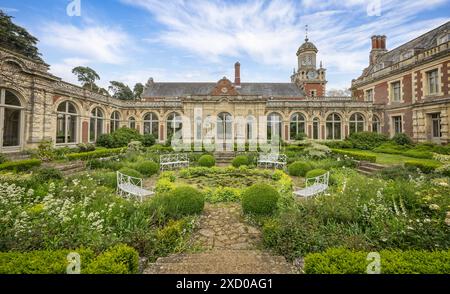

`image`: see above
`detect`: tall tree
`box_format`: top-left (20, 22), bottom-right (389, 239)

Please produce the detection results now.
top-left (133, 83), bottom-right (144, 99)
top-left (109, 81), bottom-right (134, 100)
top-left (0, 10), bottom-right (42, 61)
top-left (72, 66), bottom-right (100, 91)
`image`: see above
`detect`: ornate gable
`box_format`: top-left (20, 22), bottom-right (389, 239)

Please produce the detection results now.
top-left (210, 77), bottom-right (239, 96)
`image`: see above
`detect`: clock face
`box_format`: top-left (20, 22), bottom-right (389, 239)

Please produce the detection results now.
top-left (221, 87), bottom-right (228, 94)
top-left (307, 71), bottom-right (318, 79)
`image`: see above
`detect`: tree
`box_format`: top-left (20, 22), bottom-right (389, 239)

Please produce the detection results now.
top-left (0, 10), bottom-right (42, 61)
top-left (72, 66), bottom-right (100, 91)
top-left (133, 83), bottom-right (144, 99)
top-left (327, 88), bottom-right (351, 97)
top-left (109, 81), bottom-right (134, 100)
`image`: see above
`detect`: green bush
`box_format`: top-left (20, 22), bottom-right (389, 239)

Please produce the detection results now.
top-left (294, 133), bottom-right (306, 141)
top-left (0, 159), bottom-right (42, 172)
top-left (198, 155), bottom-right (215, 167)
top-left (378, 165), bottom-right (415, 180)
top-left (96, 127), bottom-right (143, 148)
top-left (87, 159), bottom-right (124, 170)
top-left (232, 155), bottom-right (249, 167)
top-left (84, 244), bottom-right (139, 274)
top-left (392, 133), bottom-right (413, 146)
top-left (403, 149), bottom-right (433, 159)
top-left (132, 161), bottom-right (159, 176)
top-left (322, 140), bottom-right (353, 149)
top-left (348, 132), bottom-right (389, 150)
top-left (304, 248), bottom-right (450, 274)
top-left (118, 167), bottom-right (143, 178)
top-left (288, 161), bottom-right (312, 177)
top-left (0, 154), bottom-right (7, 164)
top-left (77, 143), bottom-right (96, 153)
top-left (91, 171), bottom-right (117, 188)
top-left (305, 169), bottom-right (328, 179)
top-left (33, 167), bottom-right (63, 182)
top-left (153, 186), bottom-right (205, 219)
top-left (242, 183), bottom-right (279, 215)
top-left (142, 134), bottom-right (156, 147)
top-left (404, 161), bottom-right (440, 173)
top-left (332, 149), bottom-right (376, 162)
top-left (66, 148), bottom-right (123, 161)
top-left (372, 142), bottom-right (407, 154)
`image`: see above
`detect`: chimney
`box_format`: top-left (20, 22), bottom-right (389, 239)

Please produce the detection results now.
top-left (234, 62), bottom-right (241, 88)
top-left (371, 35), bottom-right (378, 49)
top-left (379, 35), bottom-right (386, 50)
top-left (370, 35), bottom-right (388, 65)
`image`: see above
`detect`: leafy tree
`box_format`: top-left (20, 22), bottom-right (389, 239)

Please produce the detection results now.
top-left (109, 81), bottom-right (134, 100)
top-left (133, 83), bottom-right (144, 99)
top-left (72, 66), bottom-right (100, 91)
top-left (0, 10), bottom-right (42, 61)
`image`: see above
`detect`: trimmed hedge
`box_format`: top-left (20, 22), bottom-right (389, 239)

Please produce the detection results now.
top-left (242, 183), bottom-right (279, 216)
top-left (304, 248), bottom-right (450, 274)
top-left (404, 160), bottom-right (440, 173)
top-left (132, 161), bottom-right (159, 176)
top-left (232, 155), bottom-right (249, 168)
top-left (402, 149), bottom-right (433, 159)
top-left (0, 159), bottom-right (42, 172)
top-left (347, 132), bottom-right (388, 150)
top-left (118, 167), bottom-right (143, 178)
top-left (305, 169), bottom-right (328, 179)
top-left (153, 186), bottom-right (205, 219)
top-left (288, 161), bottom-right (312, 177)
top-left (66, 148), bottom-right (123, 161)
top-left (198, 155), bottom-right (216, 167)
top-left (0, 244), bottom-right (139, 274)
top-left (332, 149), bottom-right (376, 162)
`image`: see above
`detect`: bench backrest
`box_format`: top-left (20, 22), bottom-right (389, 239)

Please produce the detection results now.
top-left (259, 153), bottom-right (287, 163)
top-left (160, 153), bottom-right (189, 164)
top-left (117, 171), bottom-right (143, 188)
top-left (306, 171), bottom-right (330, 187)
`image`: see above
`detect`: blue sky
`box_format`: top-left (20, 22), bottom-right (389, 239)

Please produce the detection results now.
top-left (1, 0), bottom-right (449, 92)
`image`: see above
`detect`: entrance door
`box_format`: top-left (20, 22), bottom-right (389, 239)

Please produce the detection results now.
top-left (217, 112), bottom-right (232, 151)
top-left (0, 89), bottom-right (23, 153)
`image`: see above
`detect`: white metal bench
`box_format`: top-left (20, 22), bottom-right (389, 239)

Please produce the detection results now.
top-left (294, 171), bottom-right (330, 198)
top-left (257, 153), bottom-right (287, 169)
top-left (159, 153), bottom-right (189, 171)
top-left (116, 171), bottom-right (154, 202)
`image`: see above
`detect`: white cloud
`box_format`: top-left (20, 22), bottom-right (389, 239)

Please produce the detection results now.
top-left (49, 58), bottom-right (91, 84)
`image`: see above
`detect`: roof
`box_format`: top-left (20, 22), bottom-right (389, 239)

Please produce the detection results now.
top-left (143, 82), bottom-right (305, 98)
top-left (297, 38), bottom-right (318, 55)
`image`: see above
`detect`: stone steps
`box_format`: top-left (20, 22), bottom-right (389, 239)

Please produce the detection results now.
top-left (357, 161), bottom-right (385, 176)
top-left (214, 152), bottom-right (236, 163)
top-left (44, 161), bottom-right (86, 175)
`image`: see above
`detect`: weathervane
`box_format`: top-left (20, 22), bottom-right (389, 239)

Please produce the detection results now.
top-left (305, 24), bottom-right (309, 42)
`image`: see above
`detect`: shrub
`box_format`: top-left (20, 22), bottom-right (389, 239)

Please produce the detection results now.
top-left (242, 183), bottom-right (279, 215)
top-left (118, 167), bottom-right (143, 178)
top-left (36, 140), bottom-right (55, 161)
top-left (305, 169), bottom-right (328, 179)
top-left (404, 161), bottom-right (440, 173)
top-left (403, 149), bottom-right (433, 159)
top-left (66, 148), bottom-right (123, 161)
top-left (232, 155), bottom-right (249, 167)
top-left (323, 140), bottom-right (353, 149)
top-left (84, 244), bottom-right (139, 274)
top-left (392, 132), bottom-right (413, 146)
top-left (154, 219), bottom-right (192, 257)
top-left (332, 149), bottom-right (376, 162)
top-left (304, 248), bottom-right (450, 274)
top-left (91, 171), bottom-right (117, 188)
top-left (77, 143), bottom-right (96, 153)
top-left (87, 159), bottom-right (124, 171)
top-left (304, 143), bottom-right (331, 159)
top-left (0, 154), bottom-right (7, 164)
top-left (378, 165), bottom-right (414, 180)
top-left (127, 141), bottom-right (144, 152)
top-left (142, 134), bottom-right (156, 147)
top-left (288, 161), bottom-right (312, 177)
top-left (96, 127), bottom-right (143, 148)
top-left (347, 132), bottom-right (389, 150)
top-left (294, 132), bottom-right (306, 141)
top-left (153, 186), bottom-right (205, 219)
top-left (0, 159), bottom-right (42, 172)
top-left (198, 155), bottom-right (215, 167)
top-left (373, 142), bottom-right (407, 154)
top-left (33, 167), bottom-right (63, 182)
top-left (133, 161), bottom-right (159, 176)
top-left (204, 187), bottom-right (242, 203)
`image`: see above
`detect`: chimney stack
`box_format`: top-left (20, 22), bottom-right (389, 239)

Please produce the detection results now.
top-left (370, 35), bottom-right (387, 65)
top-left (234, 62), bottom-right (241, 88)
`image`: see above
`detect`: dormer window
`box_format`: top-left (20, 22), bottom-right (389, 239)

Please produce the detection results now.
top-left (402, 50), bottom-right (414, 60)
top-left (437, 33), bottom-right (449, 45)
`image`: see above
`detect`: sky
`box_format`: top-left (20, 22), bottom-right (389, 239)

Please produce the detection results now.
top-left (1, 0), bottom-right (449, 92)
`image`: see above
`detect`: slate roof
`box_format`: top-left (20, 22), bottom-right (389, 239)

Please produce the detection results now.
top-left (143, 82), bottom-right (305, 98)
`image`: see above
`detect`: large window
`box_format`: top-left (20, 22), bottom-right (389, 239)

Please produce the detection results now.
top-left (326, 113), bottom-right (342, 140)
top-left (391, 81), bottom-right (401, 102)
top-left (217, 113), bottom-right (233, 147)
top-left (431, 113), bottom-right (441, 138)
top-left (166, 112), bottom-right (182, 141)
top-left (90, 107), bottom-right (104, 142)
top-left (0, 89), bottom-right (23, 148)
top-left (365, 89), bottom-right (373, 102)
top-left (349, 113), bottom-right (365, 135)
top-left (372, 115), bottom-right (381, 133)
top-left (392, 116), bottom-right (402, 134)
top-left (290, 113), bottom-right (306, 140)
top-left (143, 112), bottom-right (159, 139)
top-left (267, 112), bottom-right (282, 142)
top-left (427, 69), bottom-right (439, 95)
top-left (313, 117), bottom-right (320, 140)
top-left (128, 117), bottom-right (136, 130)
top-left (110, 111), bottom-right (121, 133)
top-left (56, 101), bottom-right (77, 144)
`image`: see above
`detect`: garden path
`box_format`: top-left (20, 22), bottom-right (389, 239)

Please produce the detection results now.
top-left (145, 203), bottom-right (295, 274)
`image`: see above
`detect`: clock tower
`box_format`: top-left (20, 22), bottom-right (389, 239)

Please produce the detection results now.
top-left (291, 29), bottom-right (327, 97)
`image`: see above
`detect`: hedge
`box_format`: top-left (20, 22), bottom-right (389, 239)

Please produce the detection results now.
top-left (0, 159), bottom-right (42, 172)
top-left (332, 149), bottom-right (376, 162)
top-left (242, 183), bottom-right (279, 216)
top-left (0, 244), bottom-right (139, 274)
top-left (404, 160), bottom-right (440, 173)
top-left (66, 148), bottom-right (124, 161)
top-left (304, 248), bottom-right (450, 274)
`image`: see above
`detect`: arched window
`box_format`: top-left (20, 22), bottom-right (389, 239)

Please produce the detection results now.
top-left (290, 113), bottom-right (306, 140)
top-left (372, 115), bottom-right (381, 133)
top-left (0, 89), bottom-right (23, 148)
top-left (166, 112), bottom-right (182, 141)
top-left (267, 112), bottom-right (282, 142)
top-left (217, 112), bottom-right (233, 145)
top-left (90, 107), bottom-right (104, 142)
top-left (110, 111), bottom-right (121, 133)
top-left (326, 113), bottom-right (342, 140)
top-left (349, 113), bottom-right (365, 135)
top-left (313, 117), bottom-right (320, 140)
top-left (56, 101), bottom-right (78, 144)
top-left (246, 116), bottom-right (255, 141)
top-left (143, 112), bottom-right (159, 139)
top-left (128, 117), bottom-right (136, 130)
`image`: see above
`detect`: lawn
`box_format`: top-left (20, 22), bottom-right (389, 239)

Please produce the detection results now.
top-left (339, 149), bottom-right (442, 166)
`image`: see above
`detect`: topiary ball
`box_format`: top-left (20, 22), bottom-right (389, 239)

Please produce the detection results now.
top-left (157, 186), bottom-right (205, 219)
top-left (305, 169), bottom-right (327, 179)
top-left (133, 161), bottom-right (159, 176)
top-left (198, 155), bottom-right (216, 167)
top-left (242, 183), bottom-right (279, 215)
top-left (118, 167), bottom-right (143, 178)
top-left (288, 161), bottom-right (312, 177)
top-left (232, 155), bottom-right (249, 168)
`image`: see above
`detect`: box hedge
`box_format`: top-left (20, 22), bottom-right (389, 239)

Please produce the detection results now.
top-left (288, 161), bottom-right (312, 177)
top-left (66, 148), bottom-right (124, 161)
top-left (404, 160), bottom-right (440, 173)
top-left (332, 149), bottom-right (376, 162)
top-left (152, 186), bottom-right (205, 219)
top-left (304, 248), bottom-right (450, 274)
top-left (198, 154), bottom-right (216, 167)
top-left (242, 183), bottom-right (279, 215)
top-left (232, 155), bottom-right (250, 167)
top-left (0, 159), bottom-right (42, 172)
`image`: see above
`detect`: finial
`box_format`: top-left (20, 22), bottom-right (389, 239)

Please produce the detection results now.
top-left (320, 61), bottom-right (323, 68)
top-left (305, 24), bottom-right (309, 42)
top-left (293, 67), bottom-right (296, 74)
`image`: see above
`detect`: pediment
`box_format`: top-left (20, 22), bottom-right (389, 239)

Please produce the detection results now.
top-left (210, 77), bottom-right (239, 96)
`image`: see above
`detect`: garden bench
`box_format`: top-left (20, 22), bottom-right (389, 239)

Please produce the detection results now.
top-left (116, 171), bottom-right (154, 202)
top-left (159, 153), bottom-right (189, 171)
top-left (257, 153), bottom-right (287, 169)
top-left (294, 171), bottom-right (330, 198)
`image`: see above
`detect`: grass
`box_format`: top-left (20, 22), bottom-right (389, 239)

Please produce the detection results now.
top-left (339, 149), bottom-right (442, 166)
